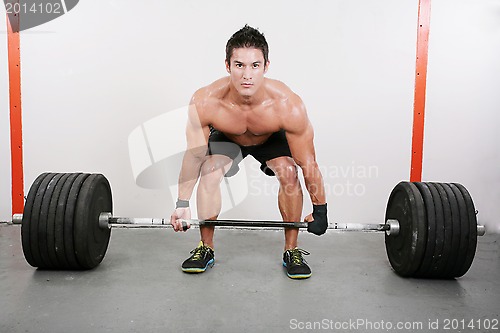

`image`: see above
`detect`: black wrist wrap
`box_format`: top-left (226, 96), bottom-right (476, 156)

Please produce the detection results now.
top-left (313, 203), bottom-right (327, 214)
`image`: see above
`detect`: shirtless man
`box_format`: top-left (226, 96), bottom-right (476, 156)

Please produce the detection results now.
top-left (170, 25), bottom-right (328, 279)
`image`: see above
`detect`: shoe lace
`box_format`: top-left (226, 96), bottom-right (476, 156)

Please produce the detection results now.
top-left (190, 245), bottom-right (208, 261)
top-left (289, 248), bottom-right (310, 265)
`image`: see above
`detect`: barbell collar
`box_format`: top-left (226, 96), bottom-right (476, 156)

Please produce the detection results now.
top-left (385, 219), bottom-right (400, 236)
top-left (99, 212), bottom-right (113, 229)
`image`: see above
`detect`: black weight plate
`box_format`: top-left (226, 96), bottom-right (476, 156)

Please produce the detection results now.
top-left (29, 173), bottom-right (58, 268)
top-left (46, 173), bottom-right (71, 268)
top-left (431, 183), bottom-right (454, 278)
top-left (64, 173), bottom-right (90, 269)
top-left (74, 174), bottom-right (112, 269)
top-left (438, 183), bottom-right (462, 278)
top-left (385, 182), bottom-right (427, 277)
top-left (413, 182), bottom-right (436, 278)
top-left (425, 183), bottom-right (445, 278)
top-left (448, 184), bottom-right (470, 278)
top-left (54, 173), bottom-right (81, 268)
top-left (37, 173), bottom-right (66, 268)
top-left (21, 173), bottom-right (50, 267)
top-left (452, 183), bottom-right (478, 277)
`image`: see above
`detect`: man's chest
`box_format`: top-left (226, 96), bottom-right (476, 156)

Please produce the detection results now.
top-left (211, 104), bottom-right (282, 137)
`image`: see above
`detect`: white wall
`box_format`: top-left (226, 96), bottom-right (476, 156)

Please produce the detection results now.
top-left (1, 11), bottom-right (12, 221)
top-left (424, 0), bottom-right (500, 232)
top-left (2, 0), bottom-right (498, 231)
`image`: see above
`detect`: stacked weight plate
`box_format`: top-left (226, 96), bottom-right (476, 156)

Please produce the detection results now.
top-left (385, 182), bottom-right (478, 279)
top-left (21, 173), bottom-right (112, 269)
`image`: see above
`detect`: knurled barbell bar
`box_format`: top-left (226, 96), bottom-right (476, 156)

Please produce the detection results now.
top-left (95, 213), bottom-right (400, 234)
top-left (12, 172), bottom-right (486, 278)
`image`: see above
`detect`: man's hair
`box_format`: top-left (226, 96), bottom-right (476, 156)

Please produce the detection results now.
top-left (225, 25), bottom-right (269, 67)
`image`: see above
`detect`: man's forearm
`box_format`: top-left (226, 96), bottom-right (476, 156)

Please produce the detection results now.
top-left (177, 150), bottom-right (205, 201)
top-left (302, 162), bottom-right (326, 205)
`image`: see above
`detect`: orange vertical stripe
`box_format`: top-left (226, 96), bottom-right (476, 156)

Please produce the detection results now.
top-left (410, 0), bottom-right (432, 182)
top-left (7, 8), bottom-right (24, 214)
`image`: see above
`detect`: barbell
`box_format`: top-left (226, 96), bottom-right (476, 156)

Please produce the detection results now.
top-left (13, 172), bottom-right (486, 278)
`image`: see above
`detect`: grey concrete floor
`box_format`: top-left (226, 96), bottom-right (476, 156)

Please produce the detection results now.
top-left (1, 224), bottom-right (499, 333)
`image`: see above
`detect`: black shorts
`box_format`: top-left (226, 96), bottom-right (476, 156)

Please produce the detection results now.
top-left (207, 127), bottom-right (292, 177)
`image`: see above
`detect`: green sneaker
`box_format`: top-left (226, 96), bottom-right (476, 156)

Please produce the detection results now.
top-left (181, 241), bottom-right (215, 273)
top-left (283, 248), bottom-right (312, 279)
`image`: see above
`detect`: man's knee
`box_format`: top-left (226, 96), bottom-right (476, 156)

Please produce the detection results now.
top-left (199, 156), bottom-right (232, 188)
top-left (268, 157), bottom-right (299, 186)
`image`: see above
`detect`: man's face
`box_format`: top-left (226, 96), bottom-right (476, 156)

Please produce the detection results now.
top-left (226, 47), bottom-right (269, 97)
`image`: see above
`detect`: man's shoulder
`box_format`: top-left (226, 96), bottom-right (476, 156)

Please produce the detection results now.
top-left (262, 79), bottom-right (303, 117)
top-left (265, 78), bottom-right (303, 106)
top-left (265, 78), bottom-right (293, 96)
top-left (192, 77), bottom-right (230, 103)
top-left (264, 79), bottom-right (308, 131)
